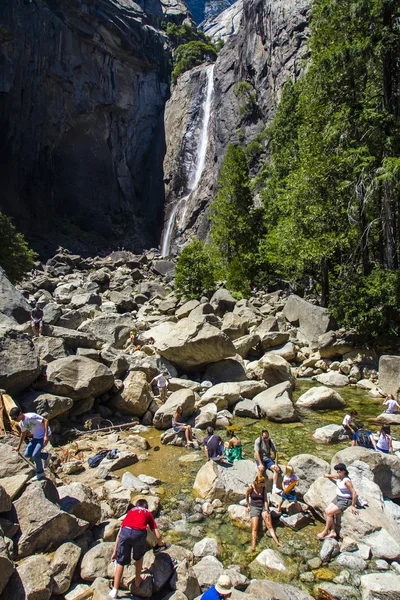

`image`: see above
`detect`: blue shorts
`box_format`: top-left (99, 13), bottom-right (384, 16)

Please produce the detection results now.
top-left (256, 457), bottom-right (275, 470)
top-left (281, 491), bottom-right (297, 501)
top-left (376, 447), bottom-right (389, 454)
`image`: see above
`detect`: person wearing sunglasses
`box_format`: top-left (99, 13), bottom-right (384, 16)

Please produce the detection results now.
top-left (317, 463), bottom-right (358, 540)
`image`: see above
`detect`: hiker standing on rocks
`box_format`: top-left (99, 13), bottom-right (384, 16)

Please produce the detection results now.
top-left (109, 499), bottom-right (170, 598)
top-left (317, 463), bottom-right (358, 540)
top-left (30, 301), bottom-right (44, 336)
top-left (254, 430), bottom-right (281, 493)
top-left (10, 408), bottom-right (51, 480)
top-left (200, 574), bottom-right (234, 599)
top-left (150, 369), bottom-right (169, 403)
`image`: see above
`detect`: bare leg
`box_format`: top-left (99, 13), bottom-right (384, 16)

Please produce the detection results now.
top-left (113, 564), bottom-right (124, 591)
top-left (263, 512), bottom-right (282, 547)
top-left (317, 504), bottom-right (341, 539)
top-left (251, 516), bottom-right (258, 551)
top-left (134, 557), bottom-right (144, 587)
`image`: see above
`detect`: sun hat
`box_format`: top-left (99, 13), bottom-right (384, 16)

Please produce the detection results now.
top-left (334, 463), bottom-right (347, 472)
top-left (215, 574), bottom-right (234, 595)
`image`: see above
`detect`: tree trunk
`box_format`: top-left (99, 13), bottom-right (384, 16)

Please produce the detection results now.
top-left (321, 257), bottom-right (329, 307)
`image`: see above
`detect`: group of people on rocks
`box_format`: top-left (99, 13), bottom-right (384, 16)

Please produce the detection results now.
top-left (342, 409), bottom-right (394, 453)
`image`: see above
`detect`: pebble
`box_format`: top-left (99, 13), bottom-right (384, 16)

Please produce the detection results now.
top-left (300, 572), bottom-right (315, 583)
top-left (375, 559), bottom-right (389, 570)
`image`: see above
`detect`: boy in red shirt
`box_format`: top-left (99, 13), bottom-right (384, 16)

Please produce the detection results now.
top-left (109, 499), bottom-right (169, 598)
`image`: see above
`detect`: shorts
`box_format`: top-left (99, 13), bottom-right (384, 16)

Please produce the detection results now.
top-left (332, 495), bottom-right (352, 511)
top-left (115, 527), bottom-right (147, 565)
top-left (33, 319), bottom-right (43, 326)
top-left (255, 457), bottom-right (275, 470)
top-left (250, 505), bottom-right (267, 519)
top-left (376, 446), bottom-right (389, 454)
top-left (281, 491), bottom-right (297, 502)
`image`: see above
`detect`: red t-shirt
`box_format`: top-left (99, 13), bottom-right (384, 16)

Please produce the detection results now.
top-left (121, 507), bottom-right (156, 531)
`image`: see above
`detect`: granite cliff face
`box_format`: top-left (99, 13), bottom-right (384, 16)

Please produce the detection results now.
top-left (0, 0), bottom-right (188, 255)
top-left (162, 0), bottom-right (310, 253)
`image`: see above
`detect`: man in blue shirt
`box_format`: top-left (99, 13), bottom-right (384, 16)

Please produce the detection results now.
top-left (201, 575), bottom-right (233, 599)
top-left (351, 423), bottom-right (376, 450)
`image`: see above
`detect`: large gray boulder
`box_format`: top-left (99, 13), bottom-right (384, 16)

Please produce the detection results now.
top-left (43, 356), bottom-right (114, 400)
top-left (257, 331), bottom-right (290, 352)
top-left (239, 380), bottom-right (268, 398)
top-left (254, 381), bottom-right (298, 423)
top-left (46, 325), bottom-right (100, 349)
top-left (282, 294), bottom-right (333, 343)
top-left (296, 386), bottom-right (346, 410)
top-left (197, 383), bottom-right (241, 410)
top-left (80, 542), bottom-right (114, 581)
top-left (313, 372), bottom-right (349, 387)
top-left (14, 481), bottom-right (88, 557)
top-left (0, 269), bottom-right (31, 324)
top-left (0, 330), bottom-right (40, 394)
top-left (233, 333), bottom-right (261, 358)
top-left (360, 572), bottom-right (400, 599)
top-left (318, 331), bottom-right (353, 359)
top-left (233, 398), bottom-right (259, 418)
top-left (288, 454), bottom-right (330, 498)
top-left (379, 355), bottom-right (400, 398)
top-left (193, 459), bottom-right (257, 503)
top-left (210, 289), bottom-right (237, 315)
top-left (58, 482), bottom-right (102, 527)
top-left (2, 554), bottom-right (53, 600)
top-left (0, 533), bottom-right (14, 595)
top-left (0, 441), bottom-right (35, 481)
top-left (34, 336), bottom-right (69, 365)
top-left (204, 358), bottom-right (248, 384)
top-left (312, 424), bottom-right (350, 444)
top-left (51, 542), bottom-right (82, 595)
top-left (247, 354), bottom-right (295, 389)
top-left (110, 370), bottom-right (152, 416)
top-left (78, 314), bottom-right (137, 348)
top-left (245, 579), bottom-right (313, 600)
top-left (221, 312), bottom-right (247, 341)
top-left (19, 390), bottom-right (73, 420)
top-left (146, 319), bottom-right (236, 370)
top-left (154, 389), bottom-right (197, 429)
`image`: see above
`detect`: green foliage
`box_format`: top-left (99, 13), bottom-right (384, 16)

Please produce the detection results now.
top-left (175, 238), bottom-right (216, 299)
top-left (0, 212), bottom-right (37, 283)
top-left (171, 41), bottom-right (217, 83)
top-left (164, 23), bottom-right (210, 49)
top-left (235, 81), bottom-right (259, 121)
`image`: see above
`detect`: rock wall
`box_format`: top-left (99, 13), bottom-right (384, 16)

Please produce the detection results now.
top-left (0, 0), bottom-right (188, 255)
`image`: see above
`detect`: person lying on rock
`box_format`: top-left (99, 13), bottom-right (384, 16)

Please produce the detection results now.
top-left (317, 463), bottom-right (358, 540)
top-left (341, 410), bottom-right (358, 436)
top-left (10, 407), bottom-right (51, 481)
top-left (224, 429), bottom-right (242, 463)
top-left (254, 429), bottom-right (281, 493)
top-left (351, 423), bottom-right (377, 450)
top-left (172, 405), bottom-right (194, 447)
top-left (245, 473), bottom-right (282, 550)
top-left (382, 394), bottom-right (400, 414)
top-left (201, 574), bottom-right (234, 599)
top-left (150, 369), bottom-right (169, 403)
top-left (109, 499), bottom-right (170, 598)
top-left (202, 426), bottom-right (224, 462)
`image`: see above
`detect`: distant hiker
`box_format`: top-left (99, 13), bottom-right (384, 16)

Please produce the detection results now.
top-left (202, 426), bottom-right (223, 462)
top-left (172, 406), bottom-right (194, 446)
top-left (109, 499), bottom-right (169, 598)
top-left (276, 464), bottom-right (299, 513)
top-left (200, 574), bottom-right (233, 599)
top-left (351, 423), bottom-right (376, 450)
top-left (150, 369), bottom-right (169, 402)
top-left (317, 463), bottom-right (358, 540)
top-left (376, 425), bottom-right (393, 454)
top-left (30, 301), bottom-right (44, 336)
top-left (147, 337), bottom-right (155, 345)
top-left (245, 474), bottom-right (282, 550)
top-left (10, 408), bottom-right (51, 481)
top-left (224, 430), bottom-right (242, 463)
top-left (383, 394), bottom-right (400, 414)
top-left (254, 430), bottom-right (280, 491)
top-left (342, 410), bottom-right (358, 436)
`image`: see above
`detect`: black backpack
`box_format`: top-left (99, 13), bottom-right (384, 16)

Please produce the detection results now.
top-left (88, 450), bottom-right (109, 468)
top-left (356, 430), bottom-right (373, 449)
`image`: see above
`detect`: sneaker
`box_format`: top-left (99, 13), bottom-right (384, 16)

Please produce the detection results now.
top-left (109, 589), bottom-right (118, 599)
top-left (153, 542), bottom-right (171, 555)
top-left (31, 473), bottom-right (45, 481)
top-left (272, 485), bottom-right (282, 494)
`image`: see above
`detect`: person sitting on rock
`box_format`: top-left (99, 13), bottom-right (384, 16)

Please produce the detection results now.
top-left (376, 425), bottom-right (393, 454)
top-left (30, 301), bottom-right (44, 336)
top-left (200, 574), bottom-right (233, 599)
top-left (382, 394), bottom-right (400, 414)
top-left (351, 423), bottom-right (376, 450)
top-left (202, 426), bottom-right (223, 462)
top-left (317, 463), bottom-right (358, 540)
top-left (254, 430), bottom-right (281, 493)
top-left (245, 473), bottom-right (282, 551)
top-left (224, 429), bottom-right (242, 463)
top-left (276, 464), bottom-right (299, 513)
top-left (109, 499), bottom-right (170, 598)
top-left (150, 369), bottom-right (169, 403)
top-left (172, 405), bottom-right (194, 447)
top-left (342, 410), bottom-right (358, 436)
top-left (10, 407), bottom-right (51, 481)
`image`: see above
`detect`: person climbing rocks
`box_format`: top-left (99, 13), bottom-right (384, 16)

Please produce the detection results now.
top-left (224, 429), bottom-right (242, 463)
top-left (351, 423), bottom-right (376, 449)
top-left (200, 574), bottom-right (233, 599)
top-left (172, 405), bottom-right (194, 447)
top-left (382, 394), bottom-right (400, 414)
top-left (150, 369), bottom-right (169, 403)
top-left (109, 499), bottom-right (170, 598)
top-left (202, 426), bottom-right (223, 462)
top-left (254, 430), bottom-right (281, 493)
top-left (30, 301), bottom-right (44, 336)
top-left (245, 473), bottom-right (282, 550)
top-left (342, 410), bottom-right (358, 436)
top-left (10, 408), bottom-right (51, 480)
top-left (317, 463), bottom-right (358, 540)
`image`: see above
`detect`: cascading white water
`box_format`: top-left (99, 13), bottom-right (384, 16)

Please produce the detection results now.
top-left (161, 64), bottom-right (215, 257)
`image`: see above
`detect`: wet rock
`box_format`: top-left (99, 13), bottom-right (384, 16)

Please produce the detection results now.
top-left (43, 356), bottom-right (114, 400)
top-left (81, 542), bottom-right (114, 581)
top-left (254, 381), bottom-right (298, 422)
top-left (255, 548), bottom-right (287, 572)
top-left (111, 370), bottom-right (152, 417)
top-left (288, 454), bottom-right (330, 498)
top-left (121, 472), bottom-right (149, 492)
top-left (0, 330), bottom-right (40, 395)
top-left (2, 554), bottom-right (52, 600)
top-left (247, 353), bottom-right (295, 389)
top-left (312, 424), bottom-right (350, 444)
top-left (280, 512), bottom-right (312, 530)
top-left (51, 542), bottom-right (82, 595)
top-left (154, 389), bottom-right (197, 429)
top-left (58, 482), bottom-right (102, 527)
top-left (296, 386), bottom-right (346, 409)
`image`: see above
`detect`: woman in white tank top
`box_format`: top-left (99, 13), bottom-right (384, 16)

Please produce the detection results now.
top-left (317, 463), bottom-right (358, 540)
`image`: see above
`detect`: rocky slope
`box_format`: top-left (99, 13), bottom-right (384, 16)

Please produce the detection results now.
top-left (0, 0), bottom-right (188, 255)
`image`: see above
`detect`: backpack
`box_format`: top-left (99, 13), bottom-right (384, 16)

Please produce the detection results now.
top-left (356, 430), bottom-right (373, 449)
top-left (88, 450), bottom-right (109, 468)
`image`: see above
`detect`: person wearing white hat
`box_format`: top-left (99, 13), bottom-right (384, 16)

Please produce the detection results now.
top-left (201, 574), bottom-right (233, 599)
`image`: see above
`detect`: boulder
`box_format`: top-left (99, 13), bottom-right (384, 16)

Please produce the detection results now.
top-left (257, 330), bottom-right (290, 352)
top-left (221, 312), bottom-right (247, 341)
top-left (78, 314), bottom-right (134, 348)
top-left (247, 354), bottom-right (295, 389)
top-left (51, 542), bottom-right (82, 595)
top-left (376, 412), bottom-right (400, 425)
top-left (2, 554), bottom-right (52, 600)
top-left (154, 389), bottom-right (197, 429)
top-left (233, 333), bottom-right (261, 358)
top-left (0, 443), bottom-right (35, 480)
top-left (176, 300), bottom-right (200, 319)
top-left (239, 380), bottom-right (268, 398)
top-left (19, 391), bottom-right (73, 420)
top-left (255, 549), bottom-right (287, 572)
top-left (210, 289), bottom-right (237, 315)
top-left (58, 483), bottom-right (102, 527)
top-left (80, 542), bottom-right (114, 581)
top-left (34, 336), bottom-right (69, 365)
top-left (198, 383), bottom-right (241, 410)
top-left (378, 355), bottom-right (400, 398)
top-left (254, 381), bottom-right (298, 423)
top-left (0, 330), bottom-right (40, 394)
top-left (0, 485), bottom-right (11, 513)
top-left (147, 319), bottom-right (236, 370)
top-left (312, 424), bottom-right (350, 444)
top-left (246, 579), bottom-right (314, 600)
top-left (265, 341), bottom-right (296, 362)
top-left (47, 325), bottom-right (100, 349)
top-left (233, 398), bottom-right (259, 418)
top-left (121, 472), bottom-right (149, 493)
top-left (43, 356), bottom-right (114, 400)
top-left (14, 481), bottom-right (88, 557)
top-left (335, 552), bottom-right (367, 571)
top-left (0, 270), bottom-right (31, 324)
top-left (193, 459), bottom-right (257, 502)
top-left (0, 533), bottom-right (14, 595)
top-left (288, 454), bottom-right (330, 498)
top-left (296, 386), bottom-right (346, 409)
top-left (320, 538), bottom-right (340, 562)
top-left (318, 331), bottom-right (354, 359)
top-left (111, 371), bottom-right (152, 416)
top-left (193, 537), bottom-right (218, 558)
top-left (313, 373), bottom-right (349, 387)
top-left (194, 402), bottom-right (218, 429)
top-left (42, 302), bottom-right (62, 325)
top-left (360, 572), bottom-right (400, 599)
top-left (204, 358), bottom-right (248, 384)
top-left (192, 555), bottom-right (224, 589)
top-left (168, 378), bottom-right (201, 393)
top-left (95, 452), bottom-right (138, 479)
top-left (227, 504), bottom-right (252, 529)
top-left (282, 295), bottom-right (333, 343)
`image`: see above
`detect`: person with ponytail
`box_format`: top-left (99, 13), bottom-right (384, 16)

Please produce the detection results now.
top-left (317, 463), bottom-right (358, 540)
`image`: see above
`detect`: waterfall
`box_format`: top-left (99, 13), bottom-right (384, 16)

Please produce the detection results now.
top-left (161, 64), bottom-right (215, 257)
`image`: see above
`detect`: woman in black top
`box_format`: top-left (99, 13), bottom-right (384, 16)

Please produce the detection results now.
top-left (245, 474), bottom-right (282, 551)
